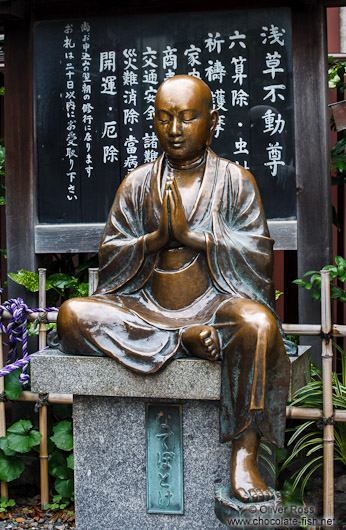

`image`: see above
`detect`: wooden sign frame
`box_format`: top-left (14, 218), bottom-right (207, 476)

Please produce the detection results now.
top-left (3, 0), bottom-right (332, 331)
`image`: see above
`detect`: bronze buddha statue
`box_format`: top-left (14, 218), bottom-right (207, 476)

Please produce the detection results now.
top-left (57, 74), bottom-right (290, 503)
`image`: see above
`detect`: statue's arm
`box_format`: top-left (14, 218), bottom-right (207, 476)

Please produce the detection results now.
top-left (144, 181), bottom-right (170, 254)
top-left (167, 176), bottom-right (205, 251)
top-left (96, 172), bottom-right (156, 294)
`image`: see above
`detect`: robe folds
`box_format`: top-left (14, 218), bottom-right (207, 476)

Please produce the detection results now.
top-left (57, 148), bottom-right (290, 446)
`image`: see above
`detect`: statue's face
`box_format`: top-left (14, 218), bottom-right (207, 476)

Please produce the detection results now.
top-left (154, 78), bottom-right (216, 161)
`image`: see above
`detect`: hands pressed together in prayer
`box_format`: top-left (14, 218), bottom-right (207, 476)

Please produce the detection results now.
top-left (145, 176), bottom-right (205, 253)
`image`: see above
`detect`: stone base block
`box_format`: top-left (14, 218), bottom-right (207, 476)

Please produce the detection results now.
top-left (73, 396), bottom-right (230, 530)
top-left (31, 349), bottom-right (310, 530)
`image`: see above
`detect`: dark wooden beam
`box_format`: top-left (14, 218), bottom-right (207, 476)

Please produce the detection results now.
top-left (293, 1), bottom-right (332, 365)
top-left (5, 13), bottom-right (37, 302)
top-left (0, 0), bottom-right (26, 20)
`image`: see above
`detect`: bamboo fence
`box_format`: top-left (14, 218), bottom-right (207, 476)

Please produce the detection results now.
top-left (0, 268), bottom-right (345, 522)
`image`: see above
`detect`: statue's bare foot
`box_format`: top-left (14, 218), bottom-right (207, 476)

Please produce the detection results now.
top-left (231, 429), bottom-right (274, 503)
top-left (182, 325), bottom-right (220, 361)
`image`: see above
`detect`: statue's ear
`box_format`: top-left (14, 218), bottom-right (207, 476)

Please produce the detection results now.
top-left (206, 109), bottom-right (219, 147)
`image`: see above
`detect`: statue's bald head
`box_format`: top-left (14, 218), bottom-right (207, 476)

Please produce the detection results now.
top-left (153, 75), bottom-right (218, 161)
top-left (155, 75), bottom-right (213, 112)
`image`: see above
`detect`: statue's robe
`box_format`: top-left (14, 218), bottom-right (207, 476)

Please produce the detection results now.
top-left (57, 148), bottom-right (290, 447)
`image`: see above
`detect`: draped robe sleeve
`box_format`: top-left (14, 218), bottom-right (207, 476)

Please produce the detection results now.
top-left (95, 158), bottom-right (162, 296)
top-left (203, 155), bottom-right (276, 314)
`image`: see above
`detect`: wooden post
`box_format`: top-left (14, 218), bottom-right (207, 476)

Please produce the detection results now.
top-left (292, 1), bottom-right (332, 367)
top-left (38, 269), bottom-right (49, 508)
top-left (5, 9), bottom-right (37, 305)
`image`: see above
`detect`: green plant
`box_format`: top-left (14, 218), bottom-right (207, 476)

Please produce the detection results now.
top-left (0, 497), bottom-right (15, 514)
top-left (0, 419), bottom-right (41, 483)
top-left (48, 420), bottom-right (74, 500)
top-left (293, 255), bottom-right (346, 302)
top-left (1, 368), bottom-right (75, 502)
top-left (280, 355), bottom-right (346, 500)
top-left (44, 494), bottom-right (72, 511)
top-left (328, 56), bottom-right (346, 91)
top-left (8, 269), bottom-right (88, 302)
top-left (275, 289), bottom-right (283, 300)
top-left (328, 57), bottom-right (346, 229)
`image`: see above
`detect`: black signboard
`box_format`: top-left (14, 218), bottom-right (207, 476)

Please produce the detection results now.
top-left (34, 8), bottom-right (295, 224)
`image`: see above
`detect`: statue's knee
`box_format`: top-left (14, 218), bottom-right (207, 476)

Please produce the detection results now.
top-left (239, 304), bottom-right (277, 335)
top-left (57, 298), bottom-right (83, 331)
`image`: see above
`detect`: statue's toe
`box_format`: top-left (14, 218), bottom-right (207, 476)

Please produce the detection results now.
top-left (248, 488), bottom-right (259, 502)
top-left (200, 329), bottom-right (211, 340)
top-left (256, 488), bottom-right (266, 502)
top-left (234, 487), bottom-right (251, 503)
top-left (265, 488), bottom-right (275, 500)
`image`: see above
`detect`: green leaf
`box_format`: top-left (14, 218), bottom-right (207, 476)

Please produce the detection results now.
top-left (49, 452), bottom-right (69, 479)
top-left (7, 420), bottom-right (41, 453)
top-left (275, 289), bottom-right (283, 301)
top-left (0, 451), bottom-right (24, 482)
top-left (47, 273), bottom-right (78, 289)
top-left (4, 369), bottom-right (23, 400)
top-left (54, 475), bottom-right (74, 499)
top-left (335, 256), bottom-right (346, 267)
top-left (70, 282), bottom-right (89, 298)
top-left (312, 291), bottom-right (321, 301)
top-left (276, 447), bottom-right (287, 462)
top-left (67, 453), bottom-right (74, 470)
top-left (0, 437), bottom-right (16, 457)
top-left (7, 270), bottom-right (40, 292)
top-left (310, 274), bottom-right (321, 287)
top-left (292, 279), bottom-right (307, 286)
top-left (303, 270), bottom-right (317, 277)
top-left (322, 264), bottom-right (337, 271)
top-left (52, 495), bottom-right (63, 503)
top-left (50, 421), bottom-right (73, 451)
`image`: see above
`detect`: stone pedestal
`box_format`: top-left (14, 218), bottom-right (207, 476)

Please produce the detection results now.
top-left (31, 347), bottom-right (310, 530)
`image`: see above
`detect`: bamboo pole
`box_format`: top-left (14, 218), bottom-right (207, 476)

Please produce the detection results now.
top-left (0, 310), bottom-right (58, 322)
top-left (88, 268), bottom-right (99, 296)
top-left (321, 270), bottom-right (334, 522)
top-left (38, 269), bottom-right (49, 508)
top-left (39, 402), bottom-right (48, 508)
top-left (287, 407), bottom-right (346, 422)
top-left (38, 269), bottom-right (47, 352)
top-left (0, 289), bottom-right (8, 499)
top-left (13, 307), bottom-right (346, 339)
top-left (282, 323), bottom-right (322, 335)
top-left (17, 391), bottom-right (73, 405)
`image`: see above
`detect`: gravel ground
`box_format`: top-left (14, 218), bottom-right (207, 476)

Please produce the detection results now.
top-left (0, 495), bottom-right (75, 530)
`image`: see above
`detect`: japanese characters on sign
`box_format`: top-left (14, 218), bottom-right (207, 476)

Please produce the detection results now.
top-left (146, 404), bottom-right (183, 515)
top-left (63, 23), bottom-right (78, 202)
top-left (36, 9), bottom-right (294, 224)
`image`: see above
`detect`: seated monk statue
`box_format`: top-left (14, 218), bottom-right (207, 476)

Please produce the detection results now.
top-left (57, 74), bottom-right (291, 504)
